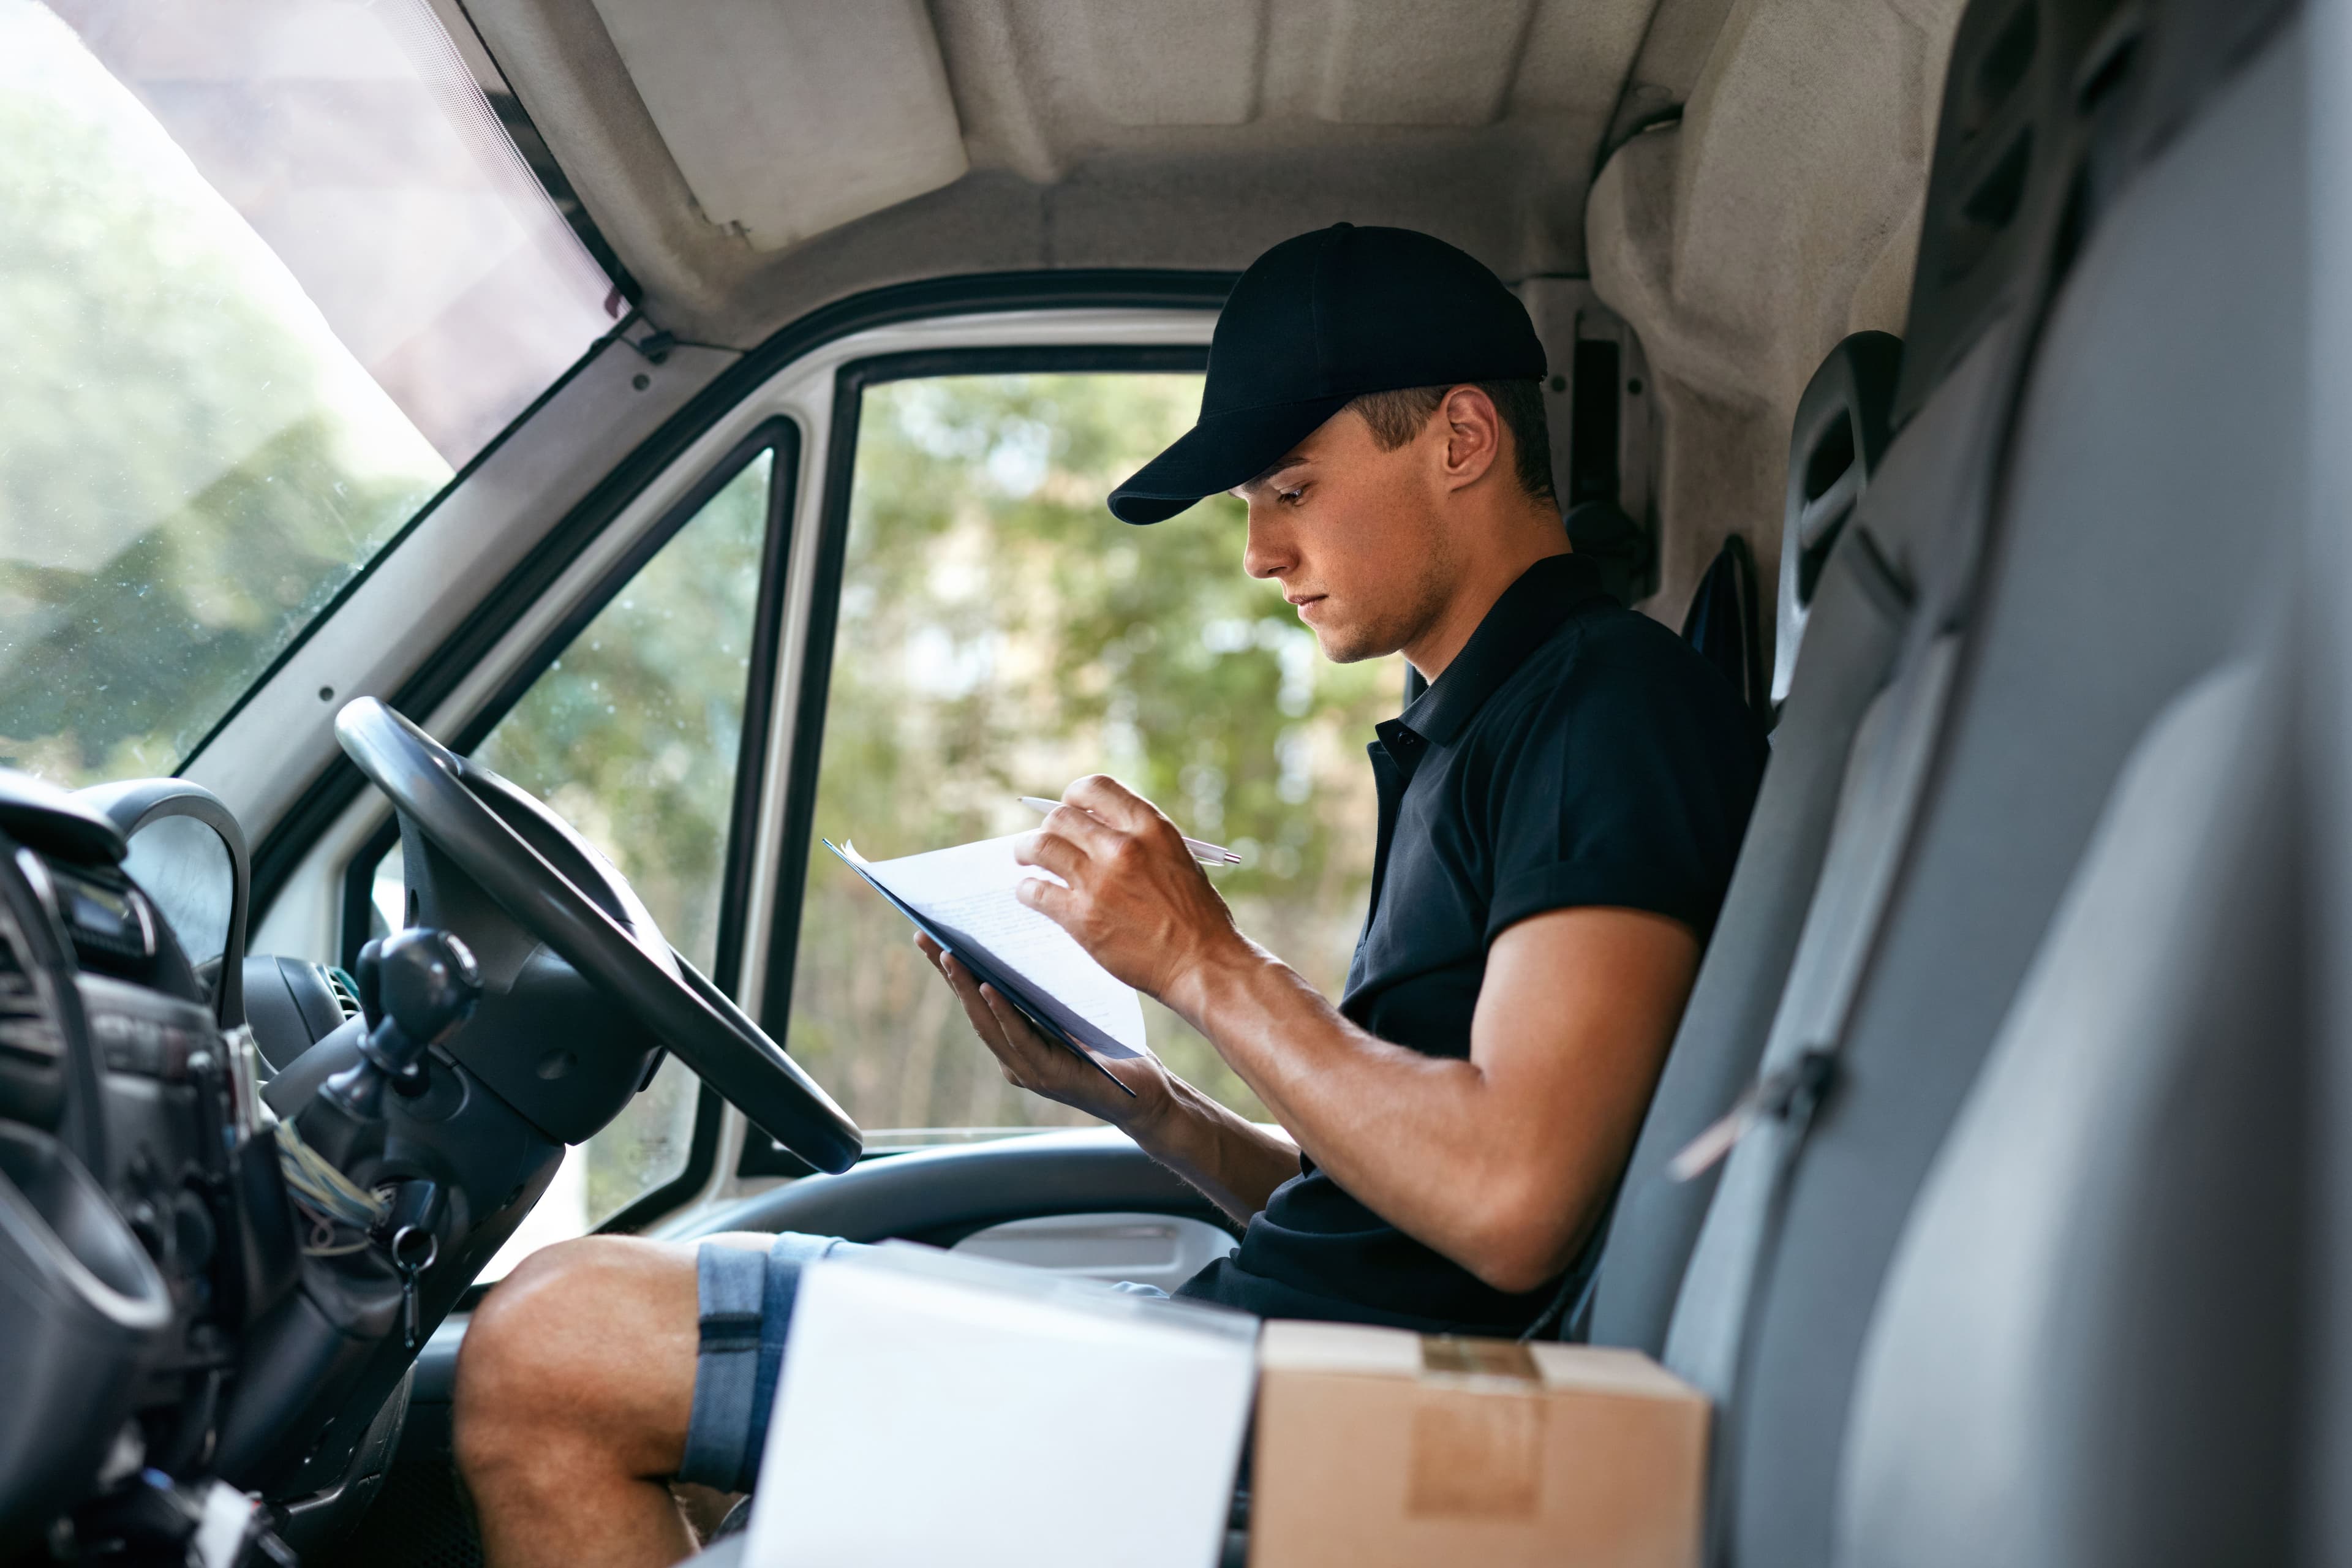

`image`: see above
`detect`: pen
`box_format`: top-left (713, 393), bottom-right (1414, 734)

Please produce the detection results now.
top-left (1018, 797), bottom-right (1243, 865)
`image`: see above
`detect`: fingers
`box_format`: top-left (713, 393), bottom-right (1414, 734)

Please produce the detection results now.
top-left (914, 933), bottom-right (1057, 1087)
top-left (922, 938), bottom-right (1010, 1046)
top-left (976, 984), bottom-right (1052, 1067)
top-left (1014, 876), bottom-right (1072, 922)
top-left (1061, 774), bottom-right (1154, 832)
top-left (1044, 802), bottom-right (1118, 854)
top-left (1012, 827), bottom-right (1087, 882)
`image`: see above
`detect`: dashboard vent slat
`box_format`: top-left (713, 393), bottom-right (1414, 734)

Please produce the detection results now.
top-left (325, 967), bottom-right (363, 1022)
top-left (0, 906), bottom-right (62, 1063)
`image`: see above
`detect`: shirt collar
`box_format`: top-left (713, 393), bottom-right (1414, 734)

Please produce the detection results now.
top-left (1389, 553), bottom-right (1612, 748)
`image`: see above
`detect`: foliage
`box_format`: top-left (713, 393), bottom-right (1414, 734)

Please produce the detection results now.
top-left (0, 13), bottom-right (447, 783)
top-left (475, 455), bottom-right (771, 974)
top-left (469, 455), bottom-right (772, 1223)
top-left (788, 374), bottom-right (1403, 1131)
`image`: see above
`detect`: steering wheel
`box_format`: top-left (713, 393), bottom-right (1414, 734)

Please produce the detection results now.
top-left (334, 698), bottom-right (861, 1173)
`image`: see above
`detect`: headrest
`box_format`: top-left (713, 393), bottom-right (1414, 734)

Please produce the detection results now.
top-left (1894, 0), bottom-right (2144, 426)
top-left (1773, 331), bottom-right (1904, 707)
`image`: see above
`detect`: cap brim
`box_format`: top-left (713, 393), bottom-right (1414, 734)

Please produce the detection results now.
top-left (1107, 395), bottom-right (1355, 524)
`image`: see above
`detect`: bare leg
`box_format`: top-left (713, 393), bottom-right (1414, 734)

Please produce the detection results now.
top-left (454, 1233), bottom-right (770, 1568)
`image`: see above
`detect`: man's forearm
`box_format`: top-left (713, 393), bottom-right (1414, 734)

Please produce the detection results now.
top-left (1159, 944), bottom-right (1488, 1232)
top-left (1155, 932), bottom-right (1649, 1294)
top-left (1127, 1072), bottom-right (1302, 1226)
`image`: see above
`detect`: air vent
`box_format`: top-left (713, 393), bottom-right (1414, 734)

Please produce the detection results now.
top-left (0, 905), bottom-right (62, 1063)
top-left (44, 864), bottom-right (157, 981)
top-left (325, 967), bottom-right (364, 1023)
top-left (1962, 2), bottom-right (2040, 142)
top-left (1942, 129), bottom-right (2035, 284)
top-left (1803, 415), bottom-right (1858, 502)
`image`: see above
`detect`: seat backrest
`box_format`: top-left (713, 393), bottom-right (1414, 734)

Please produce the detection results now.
top-left (1836, 656), bottom-right (2301, 1568)
top-left (1583, 0), bottom-right (2119, 1359)
top-left (1707, 3), bottom-right (2304, 1560)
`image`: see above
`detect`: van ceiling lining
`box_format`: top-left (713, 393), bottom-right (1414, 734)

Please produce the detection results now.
top-left (582, 0), bottom-right (967, 252)
top-left (460, 0), bottom-right (1662, 345)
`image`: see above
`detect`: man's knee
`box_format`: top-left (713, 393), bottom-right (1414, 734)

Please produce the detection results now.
top-left (454, 1234), bottom-right (703, 1482)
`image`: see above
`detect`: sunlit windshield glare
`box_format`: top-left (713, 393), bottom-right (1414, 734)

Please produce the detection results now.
top-left (0, 0), bottom-right (617, 785)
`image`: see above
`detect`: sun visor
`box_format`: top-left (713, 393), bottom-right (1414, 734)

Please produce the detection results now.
top-left (586, 0), bottom-right (968, 252)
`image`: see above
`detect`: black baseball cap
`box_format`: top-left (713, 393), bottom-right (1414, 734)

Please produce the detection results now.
top-left (1108, 223), bottom-right (1547, 524)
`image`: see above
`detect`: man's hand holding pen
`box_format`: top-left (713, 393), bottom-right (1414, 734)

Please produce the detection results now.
top-left (1008, 775), bottom-right (1259, 1005)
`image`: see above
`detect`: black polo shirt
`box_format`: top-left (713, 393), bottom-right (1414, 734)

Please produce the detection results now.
top-left (1179, 552), bottom-right (1767, 1332)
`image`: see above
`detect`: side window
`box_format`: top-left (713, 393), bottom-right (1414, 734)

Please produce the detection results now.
top-left (785, 374), bottom-right (1402, 1142)
top-left (366, 447), bottom-right (779, 1268)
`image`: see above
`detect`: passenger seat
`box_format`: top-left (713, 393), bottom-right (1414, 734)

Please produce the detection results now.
top-left (1585, 0), bottom-right (2304, 1559)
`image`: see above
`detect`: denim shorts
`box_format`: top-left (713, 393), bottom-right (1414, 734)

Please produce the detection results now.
top-left (676, 1232), bottom-right (1170, 1494)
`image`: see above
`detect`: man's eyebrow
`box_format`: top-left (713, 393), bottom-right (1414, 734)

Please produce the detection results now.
top-left (1243, 456), bottom-right (1311, 491)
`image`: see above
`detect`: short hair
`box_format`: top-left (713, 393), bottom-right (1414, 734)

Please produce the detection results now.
top-left (1346, 380), bottom-right (1556, 502)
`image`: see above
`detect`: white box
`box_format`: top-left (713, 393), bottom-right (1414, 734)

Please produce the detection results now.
top-left (745, 1241), bottom-right (1259, 1568)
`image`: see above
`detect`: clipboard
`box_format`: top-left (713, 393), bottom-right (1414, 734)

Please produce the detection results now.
top-left (823, 840), bottom-right (1137, 1099)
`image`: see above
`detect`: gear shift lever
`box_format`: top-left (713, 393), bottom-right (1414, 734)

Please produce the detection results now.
top-left (295, 929), bottom-right (483, 1175)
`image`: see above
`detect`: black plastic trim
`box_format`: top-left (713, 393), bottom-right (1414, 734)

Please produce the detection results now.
top-left (251, 271), bottom-right (1232, 926)
top-left (445, 0), bottom-right (641, 309)
top-left (339, 815), bottom-right (404, 974)
top-left (751, 344), bottom-right (1213, 1065)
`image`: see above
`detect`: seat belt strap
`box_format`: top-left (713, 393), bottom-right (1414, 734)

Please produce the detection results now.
top-left (1668, 1046), bottom-right (1841, 1184)
top-left (1662, 631), bottom-right (1961, 1409)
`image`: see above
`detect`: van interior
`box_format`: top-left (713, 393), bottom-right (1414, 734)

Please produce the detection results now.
top-left (0, 0), bottom-right (2342, 1562)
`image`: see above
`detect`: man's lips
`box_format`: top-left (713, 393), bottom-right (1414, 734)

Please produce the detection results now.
top-left (1287, 594), bottom-right (1326, 619)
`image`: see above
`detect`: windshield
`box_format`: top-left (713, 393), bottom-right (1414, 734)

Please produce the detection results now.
top-left (0, 0), bottom-right (618, 785)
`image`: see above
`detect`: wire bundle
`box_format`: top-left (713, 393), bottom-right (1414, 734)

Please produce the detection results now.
top-left (273, 1121), bottom-right (390, 1256)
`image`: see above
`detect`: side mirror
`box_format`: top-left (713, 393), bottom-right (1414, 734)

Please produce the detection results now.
top-left (75, 779), bottom-right (249, 1027)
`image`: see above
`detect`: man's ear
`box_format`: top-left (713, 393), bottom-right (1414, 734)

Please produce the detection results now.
top-left (1436, 385), bottom-right (1506, 493)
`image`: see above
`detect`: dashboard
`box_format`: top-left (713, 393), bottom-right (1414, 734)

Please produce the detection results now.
top-left (0, 772), bottom-right (275, 1560)
top-left (0, 767), bottom-right (577, 1565)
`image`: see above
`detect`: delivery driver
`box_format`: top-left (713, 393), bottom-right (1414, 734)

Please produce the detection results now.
top-left (452, 224), bottom-right (1768, 1568)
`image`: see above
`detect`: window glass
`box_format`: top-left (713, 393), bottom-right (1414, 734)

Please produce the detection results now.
top-left (473, 452), bottom-right (774, 974)
top-left (0, 1), bottom-right (616, 786)
top-left (378, 451), bottom-right (774, 1276)
top-left (789, 374), bottom-right (1403, 1142)
top-left (121, 815), bottom-right (234, 974)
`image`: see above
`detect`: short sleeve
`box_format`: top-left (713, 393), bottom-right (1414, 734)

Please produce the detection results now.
top-left (1483, 622), bottom-right (1766, 945)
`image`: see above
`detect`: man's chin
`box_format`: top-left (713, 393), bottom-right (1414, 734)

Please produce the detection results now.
top-left (1310, 621), bottom-right (1393, 665)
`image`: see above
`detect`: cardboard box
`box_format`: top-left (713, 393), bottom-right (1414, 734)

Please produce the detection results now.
top-left (1250, 1322), bottom-right (1708, 1568)
top-left (745, 1242), bottom-right (1257, 1568)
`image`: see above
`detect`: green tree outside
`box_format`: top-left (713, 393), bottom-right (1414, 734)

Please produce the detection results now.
top-left (789, 374), bottom-right (1403, 1133)
top-left (465, 455), bottom-right (772, 1223)
top-left (0, 16), bottom-right (448, 783)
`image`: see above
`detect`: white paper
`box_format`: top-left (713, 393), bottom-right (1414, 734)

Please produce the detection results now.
top-left (745, 1243), bottom-right (1259, 1568)
top-left (848, 835), bottom-right (1148, 1057)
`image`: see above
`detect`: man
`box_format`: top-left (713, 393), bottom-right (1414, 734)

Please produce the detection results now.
top-left (453, 224), bottom-right (1766, 1568)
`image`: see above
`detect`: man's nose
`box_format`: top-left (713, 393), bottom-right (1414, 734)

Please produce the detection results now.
top-left (1242, 506), bottom-right (1292, 581)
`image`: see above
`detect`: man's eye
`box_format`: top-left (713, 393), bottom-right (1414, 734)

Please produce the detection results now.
top-left (1280, 486), bottom-right (1305, 505)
